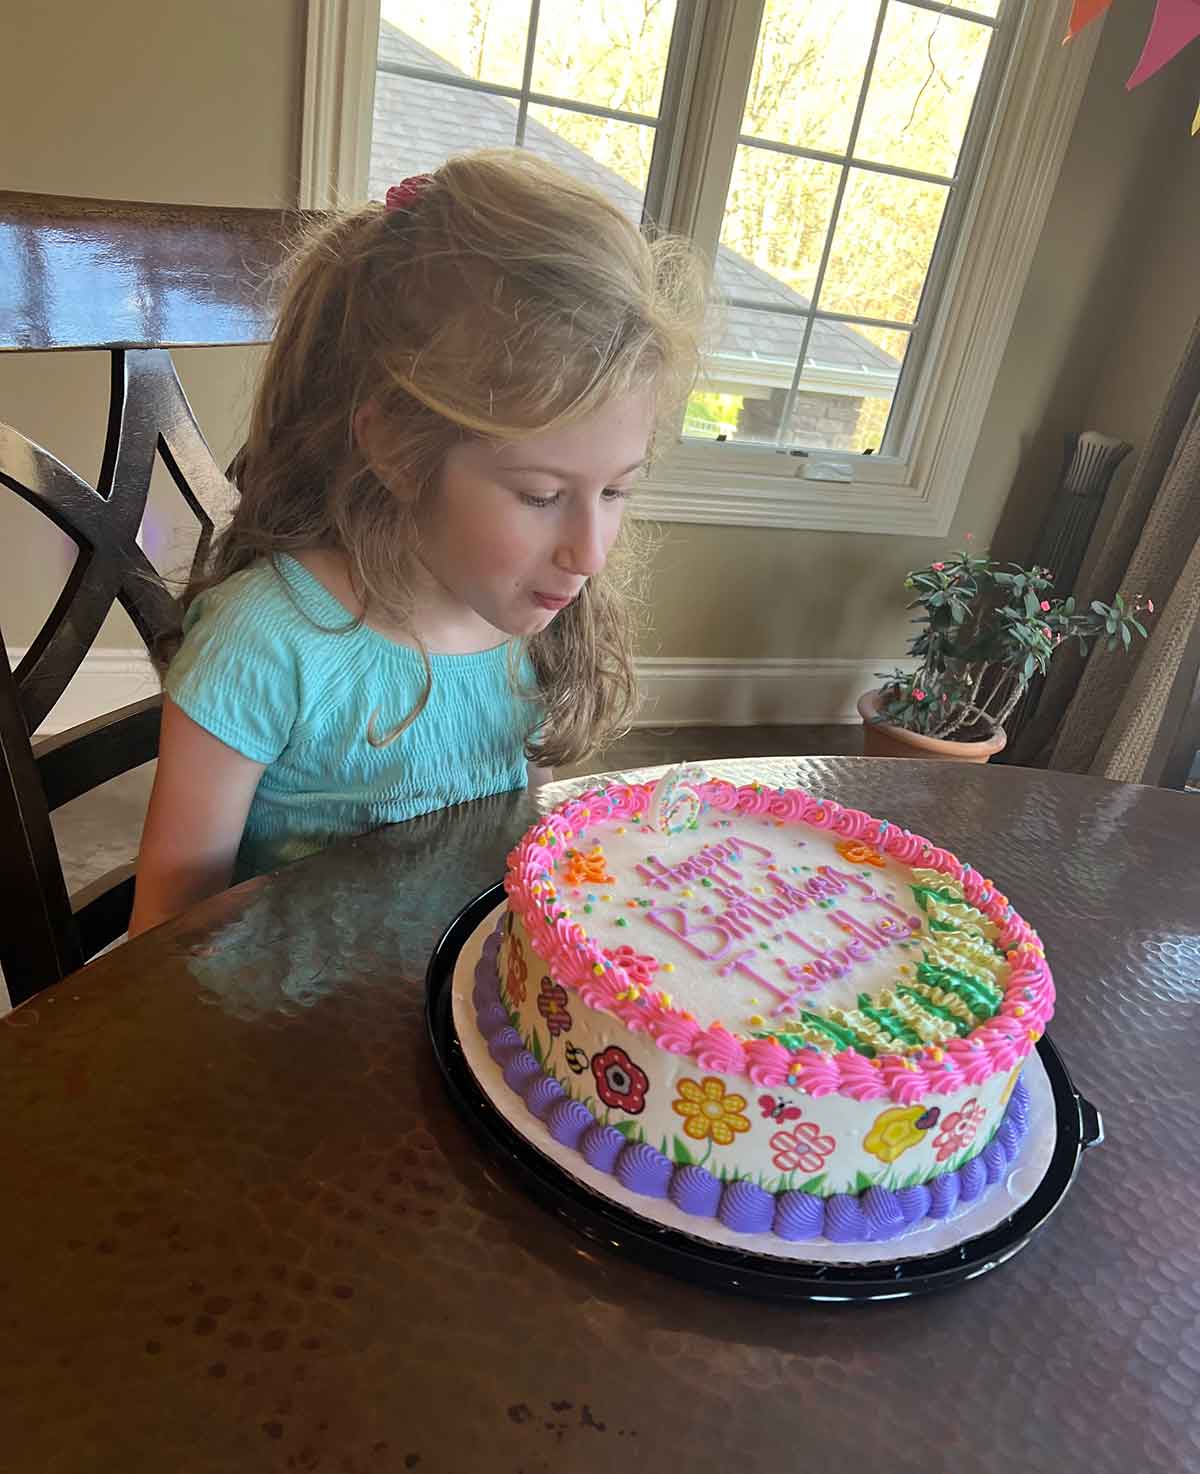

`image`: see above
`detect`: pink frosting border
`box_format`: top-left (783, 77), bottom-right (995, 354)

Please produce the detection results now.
top-left (503, 780), bottom-right (1056, 1106)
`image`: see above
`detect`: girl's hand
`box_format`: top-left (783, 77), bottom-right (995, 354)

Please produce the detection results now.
top-left (129, 696), bottom-right (267, 937)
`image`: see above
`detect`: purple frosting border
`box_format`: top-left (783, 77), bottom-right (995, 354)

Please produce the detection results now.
top-left (471, 925), bottom-right (1032, 1245)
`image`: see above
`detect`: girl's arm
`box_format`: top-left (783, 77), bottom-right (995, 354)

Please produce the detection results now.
top-left (129, 696), bottom-right (268, 937)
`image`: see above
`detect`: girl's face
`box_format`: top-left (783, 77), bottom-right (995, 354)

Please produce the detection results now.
top-left (414, 388), bottom-right (656, 648)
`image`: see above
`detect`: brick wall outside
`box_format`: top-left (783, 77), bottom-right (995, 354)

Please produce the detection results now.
top-left (736, 389), bottom-right (864, 452)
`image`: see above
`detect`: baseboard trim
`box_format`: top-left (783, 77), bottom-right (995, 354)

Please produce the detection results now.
top-left (632, 656), bottom-right (904, 726)
top-left (9, 648), bottom-right (906, 735)
top-left (8, 647), bottom-right (160, 736)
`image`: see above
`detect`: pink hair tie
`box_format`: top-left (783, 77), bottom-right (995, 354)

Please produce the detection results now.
top-left (385, 175), bottom-right (434, 212)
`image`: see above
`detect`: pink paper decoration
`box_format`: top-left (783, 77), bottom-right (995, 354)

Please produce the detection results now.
top-left (1126, 0), bottom-right (1200, 89)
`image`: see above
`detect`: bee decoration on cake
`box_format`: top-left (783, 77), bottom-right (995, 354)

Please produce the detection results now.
top-left (564, 1042), bottom-right (589, 1075)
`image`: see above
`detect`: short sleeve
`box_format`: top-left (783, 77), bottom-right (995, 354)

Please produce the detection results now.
top-left (164, 576), bottom-right (301, 764)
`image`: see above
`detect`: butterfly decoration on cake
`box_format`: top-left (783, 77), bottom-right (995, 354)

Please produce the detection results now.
top-left (758, 1093), bottom-right (804, 1124)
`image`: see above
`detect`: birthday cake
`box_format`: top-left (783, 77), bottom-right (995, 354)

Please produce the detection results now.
top-left (471, 769), bottom-right (1053, 1246)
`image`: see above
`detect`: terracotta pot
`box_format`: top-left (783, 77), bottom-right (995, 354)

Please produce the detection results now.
top-left (856, 689), bottom-right (1007, 763)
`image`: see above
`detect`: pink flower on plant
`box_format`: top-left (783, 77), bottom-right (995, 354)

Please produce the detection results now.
top-left (1148, 599), bottom-right (1155, 613)
top-left (1040, 600), bottom-right (1050, 611)
top-left (770, 1121), bottom-right (836, 1175)
top-left (931, 562), bottom-right (945, 571)
top-left (1042, 626), bottom-right (1052, 638)
top-left (913, 689), bottom-right (926, 701)
top-left (932, 1098), bottom-right (987, 1163)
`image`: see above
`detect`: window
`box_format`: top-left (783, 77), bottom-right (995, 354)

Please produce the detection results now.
top-left (303, 0), bottom-right (1100, 533)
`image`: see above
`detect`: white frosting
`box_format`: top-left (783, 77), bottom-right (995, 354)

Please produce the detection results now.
top-left (560, 809), bottom-right (941, 1033)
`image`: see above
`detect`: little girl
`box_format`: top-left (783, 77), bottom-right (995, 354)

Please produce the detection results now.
top-left (130, 148), bottom-right (707, 935)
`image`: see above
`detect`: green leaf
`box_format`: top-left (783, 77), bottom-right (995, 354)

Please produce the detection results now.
top-left (1121, 624), bottom-right (1131, 649)
top-left (529, 1029), bottom-right (545, 1066)
top-left (1064, 596), bottom-right (1075, 615)
top-left (1131, 619), bottom-right (1147, 637)
top-left (853, 1170), bottom-right (877, 1193)
top-left (671, 1136), bottom-right (696, 1166)
top-left (1022, 653), bottom-right (1035, 680)
top-left (1091, 600), bottom-right (1108, 615)
top-left (1024, 591), bottom-right (1040, 618)
top-left (797, 1173), bottom-right (828, 1196)
top-left (611, 1119), bottom-right (640, 1139)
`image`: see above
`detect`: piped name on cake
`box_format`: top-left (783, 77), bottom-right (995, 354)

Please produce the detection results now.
top-left (641, 849), bottom-right (921, 1016)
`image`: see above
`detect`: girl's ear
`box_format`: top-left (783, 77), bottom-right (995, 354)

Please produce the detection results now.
top-left (353, 398), bottom-right (418, 502)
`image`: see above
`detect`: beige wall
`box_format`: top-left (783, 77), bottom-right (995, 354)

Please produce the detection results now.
top-left (0, 0), bottom-right (303, 648)
top-left (0, 0), bottom-right (1192, 673)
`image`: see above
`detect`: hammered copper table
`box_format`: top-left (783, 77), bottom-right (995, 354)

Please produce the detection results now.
top-left (4, 757), bottom-right (1198, 1473)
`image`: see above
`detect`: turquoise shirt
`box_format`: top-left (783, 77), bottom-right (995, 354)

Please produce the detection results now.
top-left (165, 555), bottom-right (539, 881)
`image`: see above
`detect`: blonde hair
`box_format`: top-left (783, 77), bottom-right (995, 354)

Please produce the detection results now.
top-left (174, 147), bottom-right (709, 766)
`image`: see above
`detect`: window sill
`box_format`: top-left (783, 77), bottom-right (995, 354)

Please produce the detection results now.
top-left (636, 443), bottom-right (944, 535)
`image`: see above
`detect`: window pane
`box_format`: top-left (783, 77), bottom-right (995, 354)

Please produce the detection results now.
top-left (687, 306), bottom-right (806, 445)
top-left (855, 5), bottom-right (993, 177)
top-left (818, 169), bottom-right (949, 322)
top-left (944, 0), bottom-right (1002, 16)
top-left (379, 2), bottom-right (530, 90)
top-left (803, 321), bottom-right (909, 453)
top-left (720, 146), bottom-right (842, 305)
top-left (684, 308), bottom-right (904, 453)
top-left (741, 0), bottom-right (881, 155)
top-left (369, 69), bottom-right (519, 199)
top-left (531, 0), bottom-right (676, 116)
top-left (524, 106), bottom-right (655, 206)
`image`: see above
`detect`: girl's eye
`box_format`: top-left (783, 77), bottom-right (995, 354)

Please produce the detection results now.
top-left (517, 487), bottom-right (632, 508)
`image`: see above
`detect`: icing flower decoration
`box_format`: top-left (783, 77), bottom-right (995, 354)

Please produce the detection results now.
top-left (770, 1121), bottom-right (835, 1175)
top-left (672, 1077), bottom-right (751, 1145)
top-left (562, 844), bottom-right (614, 887)
top-left (505, 936), bottom-right (528, 1007)
top-left (933, 1098), bottom-right (987, 1163)
top-left (835, 839), bottom-right (886, 868)
top-left (591, 1046), bottom-right (649, 1114)
top-left (536, 976), bottom-right (572, 1037)
top-left (864, 1103), bottom-right (939, 1163)
top-left (603, 944), bottom-right (660, 988)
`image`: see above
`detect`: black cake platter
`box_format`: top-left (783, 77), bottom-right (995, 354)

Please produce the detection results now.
top-left (426, 882), bottom-right (1103, 1303)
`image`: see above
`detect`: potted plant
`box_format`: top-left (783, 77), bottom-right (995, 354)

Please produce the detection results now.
top-left (858, 547), bottom-right (1153, 762)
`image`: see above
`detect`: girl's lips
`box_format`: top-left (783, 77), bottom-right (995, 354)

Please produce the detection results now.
top-left (533, 592), bottom-right (573, 610)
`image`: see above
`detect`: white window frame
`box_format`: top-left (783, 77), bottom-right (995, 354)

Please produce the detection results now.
top-left (302, 0), bottom-right (1101, 536)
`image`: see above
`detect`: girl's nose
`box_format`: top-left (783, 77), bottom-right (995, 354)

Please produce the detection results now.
top-left (555, 502), bottom-right (608, 578)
